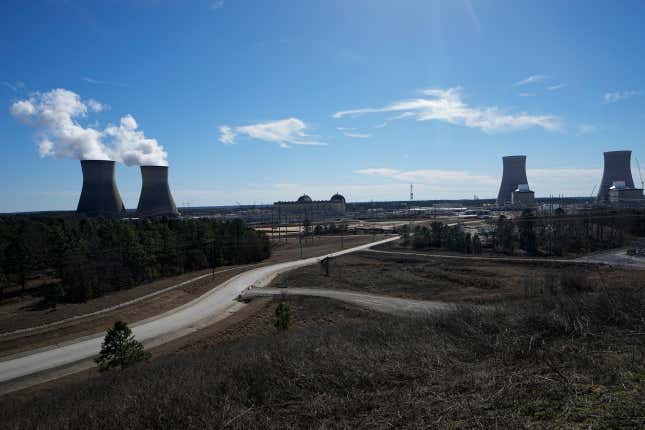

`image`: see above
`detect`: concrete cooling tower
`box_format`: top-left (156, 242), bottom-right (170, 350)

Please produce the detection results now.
top-left (496, 155), bottom-right (529, 206)
top-left (136, 165), bottom-right (179, 218)
top-left (597, 150), bottom-right (635, 202)
top-left (76, 160), bottom-right (125, 216)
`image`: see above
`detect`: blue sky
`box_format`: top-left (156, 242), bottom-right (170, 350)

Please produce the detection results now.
top-left (1, 0), bottom-right (644, 212)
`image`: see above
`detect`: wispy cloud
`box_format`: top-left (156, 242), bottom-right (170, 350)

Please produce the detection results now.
top-left (513, 74), bottom-right (549, 87)
top-left (337, 127), bottom-right (370, 139)
top-left (354, 167), bottom-right (498, 185)
top-left (576, 123), bottom-right (597, 136)
top-left (210, 0), bottom-right (224, 10)
top-left (518, 92), bottom-right (535, 97)
top-left (2, 81), bottom-right (25, 92)
top-left (603, 90), bottom-right (639, 104)
top-left (82, 76), bottom-right (129, 88)
top-left (548, 83), bottom-right (566, 91)
top-left (333, 87), bottom-right (560, 133)
top-left (374, 122), bottom-right (388, 129)
top-left (218, 118), bottom-right (326, 148)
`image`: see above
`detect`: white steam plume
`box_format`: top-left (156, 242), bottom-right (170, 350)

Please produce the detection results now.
top-left (9, 88), bottom-right (167, 166)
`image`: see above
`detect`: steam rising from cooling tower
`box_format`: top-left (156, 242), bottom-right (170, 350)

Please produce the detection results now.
top-left (9, 88), bottom-right (167, 166)
top-left (77, 160), bottom-right (125, 216)
top-left (496, 155), bottom-right (529, 206)
top-left (597, 150), bottom-right (635, 202)
top-left (136, 166), bottom-right (179, 218)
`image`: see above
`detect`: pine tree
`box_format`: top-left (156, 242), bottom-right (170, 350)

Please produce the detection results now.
top-left (95, 321), bottom-right (150, 371)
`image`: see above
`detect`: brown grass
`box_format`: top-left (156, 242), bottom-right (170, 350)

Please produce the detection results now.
top-left (2, 284), bottom-right (643, 429)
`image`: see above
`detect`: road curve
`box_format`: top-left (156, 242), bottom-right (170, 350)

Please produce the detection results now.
top-left (0, 236), bottom-right (399, 388)
top-left (239, 287), bottom-right (452, 315)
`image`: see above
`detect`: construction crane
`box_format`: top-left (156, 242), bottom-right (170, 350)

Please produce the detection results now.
top-left (636, 157), bottom-right (644, 190)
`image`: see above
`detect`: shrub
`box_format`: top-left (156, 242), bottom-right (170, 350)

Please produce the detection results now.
top-left (274, 303), bottom-right (291, 331)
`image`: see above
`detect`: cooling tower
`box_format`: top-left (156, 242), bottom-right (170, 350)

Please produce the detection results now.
top-left (136, 165), bottom-right (179, 218)
top-left (597, 150), bottom-right (635, 202)
top-left (496, 155), bottom-right (529, 206)
top-left (76, 160), bottom-right (125, 216)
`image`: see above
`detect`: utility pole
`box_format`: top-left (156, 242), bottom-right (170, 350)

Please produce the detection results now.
top-left (410, 184), bottom-right (414, 201)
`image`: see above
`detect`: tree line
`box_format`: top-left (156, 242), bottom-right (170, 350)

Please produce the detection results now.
top-left (405, 208), bottom-right (645, 257)
top-left (492, 209), bottom-right (645, 256)
top-left (408, 222), bottom-right (483, 254)
top-left (0, 216), bottom-right (271, 303)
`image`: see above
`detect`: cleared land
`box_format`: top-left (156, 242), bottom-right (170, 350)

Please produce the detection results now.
top-left (270, 250), bottom-right (645, 303)
top-left (2, 247), bottom-right (643, 428)
top-left (0, 235), bottom-right (382, 357)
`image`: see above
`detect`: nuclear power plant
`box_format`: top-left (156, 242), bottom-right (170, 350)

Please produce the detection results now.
top-left (496, 155), bottom-right (534, 207)
top-left (597, 150), bottom-right (636, 202)
top-left (136, 165), bottom-right (180, 218)
top-left (76, 160), bottom-right (126, 216)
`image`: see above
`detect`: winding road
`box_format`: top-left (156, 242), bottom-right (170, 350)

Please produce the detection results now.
top-left (0, 236), bottom-right (399, 393)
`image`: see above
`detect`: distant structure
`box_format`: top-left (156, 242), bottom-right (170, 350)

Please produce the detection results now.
top-left (136, 165), bottom-right (180, 218)
top-left (607, 181), bottom-right (644, 204)
top-left (511, 183), bottom-right (536, 207)
top-left (77, 160), bottom-right (125, 216)
top-left (273, 193), bottom-right (346, 223)
top-left (410, 184), bottom-right (414, 201)
top-left (597, 150), bottom-right (635, 202)
top-left (497, 155), bottom-right (529, 206)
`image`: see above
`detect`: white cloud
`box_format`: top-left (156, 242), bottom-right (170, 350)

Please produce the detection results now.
top-left (211, 0), bottom-right (224, 10)
top-left (333, 87), bottom-right (560, 133)
top-left (374, 122), bottom-right (388, 128)
top-left (10, 88), bottom-right (167, 165)
top-left (219, 118), bottom-right (325, 148)
top-left (219, 125), bottom-right (236, 144)
top-left (548, 83), bottom-right (566, 91)
top-left (513, 74), bottom-right (549, 87)
top-left (103, 114), bottom-right (167, 166)
top-left (576, 123), bottom-right (596, 136)
top-left (518, 92), bottom-right (535, 97)
top-left (603, 90), bottom-right (639, 104)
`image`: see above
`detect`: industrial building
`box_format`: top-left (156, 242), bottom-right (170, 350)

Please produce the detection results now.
top-left (597, 150), bottom-right (636, 202)
top-left (608, 181), bottom-right (644, 204)
top-left (136, 165), bottom-right (180, 218)
top-left (273, 193), bottom-right (346, 223)
top-left (76, 160), bottom-right (126, 217)
top-left (497, 155), bottom-right (530, 206)
top-left (511, 184), bottom-right (536, 207)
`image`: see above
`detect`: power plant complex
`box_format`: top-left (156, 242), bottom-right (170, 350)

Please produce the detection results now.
top-left (73, 148), bottom-right (643, 218)
top-left (272, 194), bottom-right (346, 223)
top-left (76, 161), bottom-right (179, 218)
